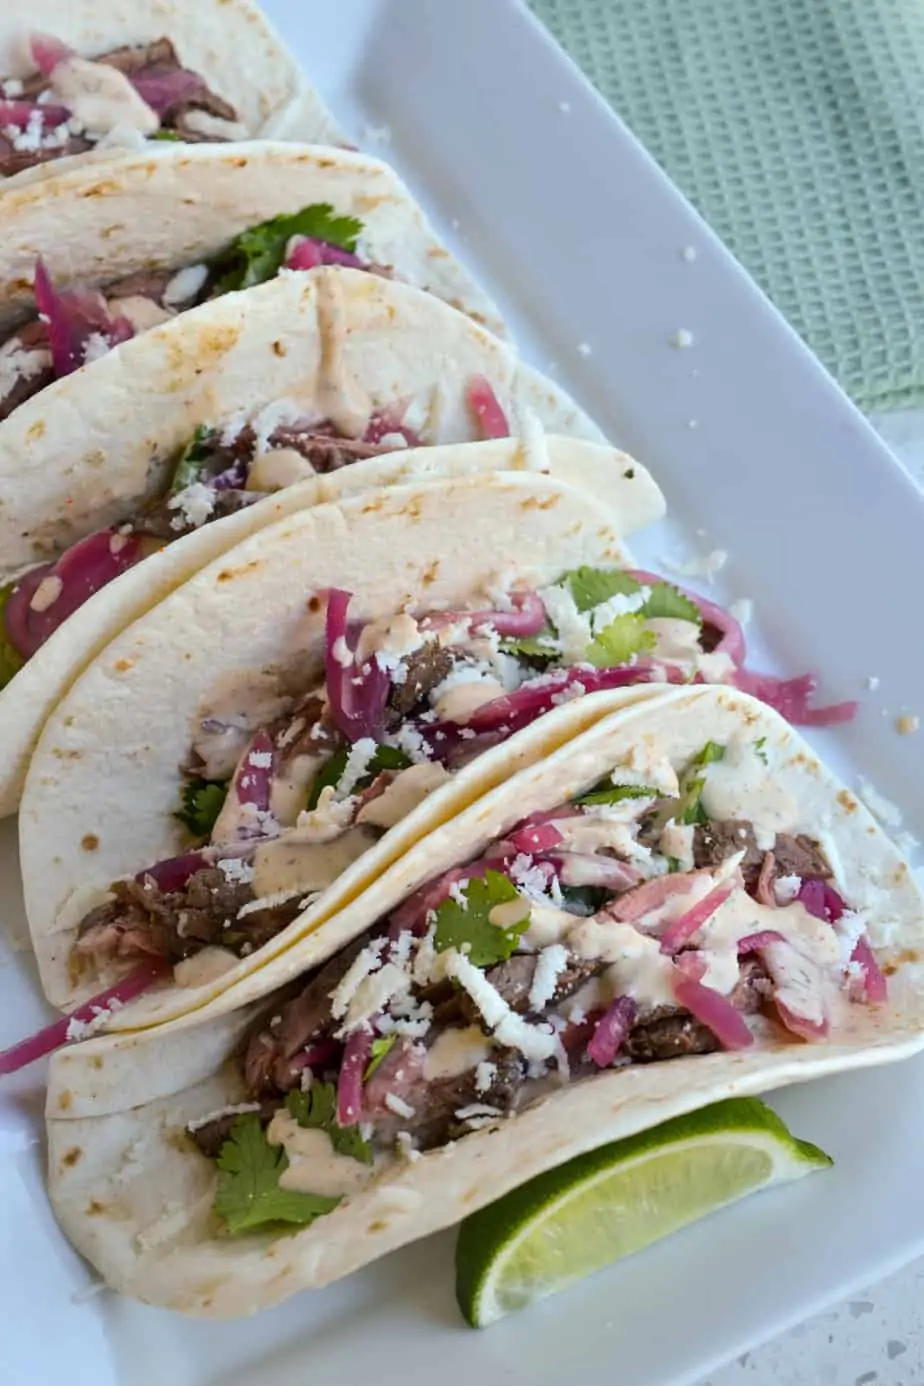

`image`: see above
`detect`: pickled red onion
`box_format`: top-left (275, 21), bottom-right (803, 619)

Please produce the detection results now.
top-left (324, 588), bottom-right (389, 743)
top-left (660, 880), bottom-right (735, 955)
top-left (285, 236), bottom-right (365, 272)
top-left (337, 1027), bottom-right (372, 1125)
top-left (33, 258), bottom-right (133, 378)
top-left (466, 375), bottom-right (509, 438)
top-left (671, 973), bottom-right (754, 1049)
top-left (586, 995), bottom-right (636, 1067)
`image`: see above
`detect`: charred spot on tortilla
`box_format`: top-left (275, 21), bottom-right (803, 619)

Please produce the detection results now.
top-left (81, 833), bottom-right (99, 851)
top-left (61, 1147), bottom-right (83, 1167)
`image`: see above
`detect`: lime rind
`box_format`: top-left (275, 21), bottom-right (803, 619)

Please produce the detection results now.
top-left (456, 1098), bottom-right (831, 1328)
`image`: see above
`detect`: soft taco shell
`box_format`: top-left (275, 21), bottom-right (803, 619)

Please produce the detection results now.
top-left (20, 470), bottom-right (661, 1024)
top-left (0, 430), bottom-right (662, 819)
top-left (0, 2), bottom-right (343, 182)
top-left (44, 685), bottom-right (924, 1317)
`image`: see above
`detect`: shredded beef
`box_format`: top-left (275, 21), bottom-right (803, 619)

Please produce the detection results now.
top-left (730, 955), bottom-right (773, 1013)
top-left (134, 486), bottom-right (262, 541)
top-left (386, 641), bottom-right (453, 722)
top-left (771, 833), bottom-right (831, 881)
top-left (104, 268), bottom-right (177, 305)
top-left (623, 1009), bottom-right (718, 1062)
top-left (96, 37), bottom-right (181, 77)
top-left (75, 866), bottom-right (300, 968)
top-left (693, 819), bottom-right (764, 889)
top-left (271, 431), bottom-right (389, 474)
top-left (243, 937), bottom-right (369, 1094)
top-left (0, 131), bottom-right (93, 178)
top-left (187, 1099), bottom-right (279, 1158)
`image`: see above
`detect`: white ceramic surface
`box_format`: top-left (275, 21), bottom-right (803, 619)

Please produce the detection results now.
top-left (3, 3), bottom-right (924, 1382)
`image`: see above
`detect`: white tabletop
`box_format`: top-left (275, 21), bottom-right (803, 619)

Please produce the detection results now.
top-left (705, 407), bottom-right (924, 1386)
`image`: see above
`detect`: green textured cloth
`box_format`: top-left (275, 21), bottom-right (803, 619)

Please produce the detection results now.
top-left (531, 0), bottom-right (924, 411)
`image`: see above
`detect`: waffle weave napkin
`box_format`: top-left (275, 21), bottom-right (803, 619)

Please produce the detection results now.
top-left (531, 0), bottom-right (924, 411)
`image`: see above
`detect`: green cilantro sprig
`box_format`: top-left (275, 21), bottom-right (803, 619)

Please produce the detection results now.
top-left (175, 777), bottom-right (228, 838)
top-left (213, 204), bottom-right (364, 293)
top-left (285, 1083), bottom-right (373, 1165)
top-left (433, 870), bottom-right (530, 967)
top-left (307, 744), bottom-right (411, 811)
top-left (214, 1115), bottom-right (341, 1235)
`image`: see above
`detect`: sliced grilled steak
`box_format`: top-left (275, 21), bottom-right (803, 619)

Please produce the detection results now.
top-left (271, 430), bottom-right (387, 474)
top-left (187, 1099), bottom-right (279, 1158)
top-left (365, 1041), bottom-right (527, 1150)
top-left (624, 1009), bottom-right (718, 1062)
top-left (386, 641), bottom-right (454, 722)
top-left (693, 820), bottom-right (763, 889)
top-left (459, 952), bottom-right (602, 1025)
top-left (244, 936), bottom-right (370, 1094)
top-left (135, 486), bottom-right (261, 540)
top-left (97, 37), bottom-right (181, 76)
top-left (0, 131), bottom-right (93, 178)
top-left (771, 833), bottom-right (831, 881)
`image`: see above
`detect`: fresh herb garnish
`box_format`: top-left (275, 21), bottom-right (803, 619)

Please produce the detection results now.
top-left (0, 582), bottom-right (25, 691)
top-left (585, 613), bottom-right (656, 668)
top-left (754, 737), bottom-right (768, 766)
top-left (214, 204), bottom-right (364, 293)
top-left (168, 425), bottom-right (218, 497)
top-left (364, 1035), bottom-right (398, 1080)
top-left (678, 741), bottom-right (725, 825)
top-left (175, 777), bottom-right (228, 837)
top-left (150, 129), bottom-right (182, 141)
top-left (499, 631), bottom-right (559, 662)
top-left (285, 1083), bottom-right (373, 1164)
top-left (214, 1115), bottom-right (341, 1235)
top-left (561, 566), bottom-right (701, 626)
top-left (575, 781), bottom-right (660, 806)
top-left (433, 870), bottom-right (530, 967)
top-left (306, 744), bottom-right (412, 811)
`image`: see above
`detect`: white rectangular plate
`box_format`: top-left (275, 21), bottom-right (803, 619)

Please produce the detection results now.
top-left (4, 3), bottom-right (924, 1383)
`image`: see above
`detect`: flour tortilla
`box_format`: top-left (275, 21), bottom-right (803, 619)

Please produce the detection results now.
top-left (0, 265), bottom-right (630, 818)
top-left (21, 470), bottom-right (665, 1024)
top-left (0, 2), bottom-right (343, 184)
top-left (45, 684), bottom-right (924, 1318)
top-left (0, 433), bottom-right (661, 820)
top-left (0, 140), bottom-right (502, 338)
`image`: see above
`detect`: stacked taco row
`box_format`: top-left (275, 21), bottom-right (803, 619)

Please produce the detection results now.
top-left (0, 1), bottom-right (918, 1323)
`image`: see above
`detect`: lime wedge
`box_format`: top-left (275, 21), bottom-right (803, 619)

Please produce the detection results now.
top-left (455, 1097), bottom-right (831, 1328)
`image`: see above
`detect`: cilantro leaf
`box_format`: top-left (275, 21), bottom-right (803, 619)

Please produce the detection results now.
top-left (306, 744), bottom-right (411, 811)
top-left (175, 777), bottom-right (228, 838)
top-left (642, 581), bottom-right (702, 625)
top-left (585, 612), bottom-right (656, 668)
top-left (285, 1083), bottom-right (373, 1164)
top-left (168, 426), bottom-right (218, 497)
top-left (754, 736), bottom-right (768, 766)
top-left (678, 741), bottom-right (725, 825)
top-left (214, 204), bottom-right (364, 292)
top-left (0, 582), bottom-right (25, 692)
top-left (564, 567), bottom-right (641, 614)
top-left (433, 869), bottom-right (529, 966)
top-left (214, 1115), bottom-right (341, 1235)
top-left (365, 1035), bottom-right (397, 1079)
top-left (150, 129), bottom-right (182, 141)
top-left (499, 630), bottom-right (560, 662)
top-left (575, 781), bottom-right (660, 806)
top-left (561, 566), bottom-right (701, 627)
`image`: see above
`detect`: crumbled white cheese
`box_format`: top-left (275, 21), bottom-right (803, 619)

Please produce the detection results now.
top-left (773, 873), bottom-right (801, 905)
top-left (377, 431), bottom-right (409, 448)
top-left (396, 1131), bottom-right (420, 1161)
top-left (220, 410), bottom-right (249, 446)
top-left (250, 399), bottom-right (306, 456)
top-left (217, 857), bottom-right (255, 885)
top-left (537, 582), bottom-right (591, 662)
top-left (2, 79), bottom-right (23, 97)
top-left (385, 723), bottom-right (432, 765)
top-left (528, 943), bottom-right (569, 1010)
top-left (342, 962), bottom-right (412, 1033)
top-left (29, 574), bottom-right (63, 614)
top-left (494, 1012), bottom-right (557, 1062)
top-left (336, 737), bottom-right (378, 799)
top-left (446, 950), bottom-right (557, 1061)
top-left (292, 787), bottom-right (355, 843)
top-left (448, 881), bottom-right (470, 908)
top-left (475, 1061), bottom-right (498, 1094)
top-left (384, 1092), bottom-right (415, 1119)
top-left (167, 481), bottom-right (216, 531)
top-left (0, 340), bottom-right (51, 396)
top-left (248, 750), bottom-right (273, 770)
top-left (81, 332), bottom-right (111, 366)
top-left (236, 887), bottom-right (301, 918)
top-left (162, 263), bottom-right (209, 308)
top-left (659, 821), bottom-right (695, 872)
top-left (455, 1103), bottom-right (502, 1122)
top-left (329, 938), bottom-right (386, 1019)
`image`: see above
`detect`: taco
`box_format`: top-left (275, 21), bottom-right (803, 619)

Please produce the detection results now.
top-left (42, 684), bottom-right (924, 1317)
top-left (0, 267), bottom-right (625, 817)
top-left (0, 139), bottom-right (505, 428)
top-left (20, 468), bottom-right (672, 1026)
top-left (0, 4), bottom-right (343, 179)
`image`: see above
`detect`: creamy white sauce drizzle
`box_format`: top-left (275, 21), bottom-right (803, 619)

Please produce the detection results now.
top-left (267, 1112), bottom-right (375, 1197)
